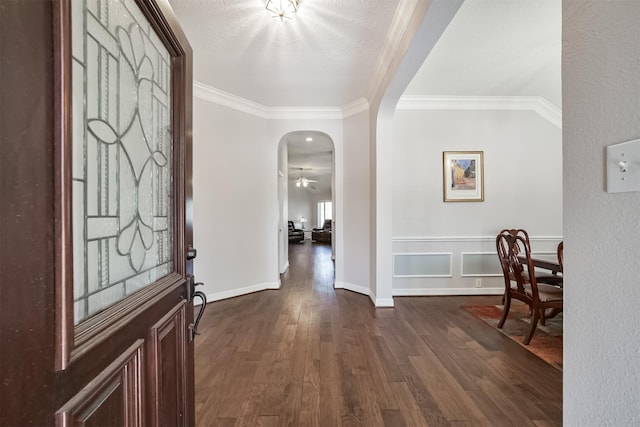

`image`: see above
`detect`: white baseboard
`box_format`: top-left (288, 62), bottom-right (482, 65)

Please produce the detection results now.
top-left (372, 296), bottom-right (395, 307)
top-left (393, 287), bottom-right (504, 297)
top-left (265, 281), bottom-right (280, 290)
top-left (336, 281), bottom-right (370, 296)
top-left (197, 282), bottom-right (280, 305)
top-left (194, 283), bottom-right (500, 308)
top-left (280, 262), bottom-right (289, 275)
top-left (335, 282), bottom-right (395, 307)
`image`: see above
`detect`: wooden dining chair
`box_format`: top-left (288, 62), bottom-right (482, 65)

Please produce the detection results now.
top-left (557, 241), bottom-right (564, 270)
top-left (498, 229), bottom-right (562, 286)
top-left (496, 233), bottom-right (563, 345)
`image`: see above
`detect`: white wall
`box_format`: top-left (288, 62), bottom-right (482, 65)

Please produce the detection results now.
top-left (287, 183), bottom-right (313, 228)
top-left (193, 98), bottom-right (279, 300)
top-left (391, 108), bottom-right (562, 294)
top-left (288, 181), bottom-right (331, 229)
top-left (339, 110), bottom-right (372, 295)
top-left (193, 104), bottom-right (350, 301)
top-left (393, 109), bottom-right (562, 236)
top-left (278, 141), bottom-right (288, 274)
top-left (563, 2), bottom-right (640, 424)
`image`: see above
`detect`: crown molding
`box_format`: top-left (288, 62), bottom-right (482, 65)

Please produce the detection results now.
top-left (396, 95), bottom-right (562, 128)
top-left (342, 98), bottom-right (370, 118)
top-left (367, 0), bottom-right (422, 104)
top-left (194, 81), bottom-right (270, 118)
top-left (194, 81), bottom-right (562, 128)
top-left (194, 81), bottom-right (344, 120)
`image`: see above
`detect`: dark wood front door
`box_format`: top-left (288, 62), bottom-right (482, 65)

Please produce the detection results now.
top-left (0, 0), bottom-right (195, 425)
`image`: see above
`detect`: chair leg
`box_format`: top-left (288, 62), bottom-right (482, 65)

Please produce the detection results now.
top-left (545, 308), bottom-right (562, 319)
top-left (540, 308), bottom-right (546, 326)
top-left (524, 308), bottom-right (539, 345)
top-left (497, 294), bottom-right (511, 329)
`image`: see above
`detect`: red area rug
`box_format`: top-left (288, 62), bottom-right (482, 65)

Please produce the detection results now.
top-left (463, 303), bottom-right (563, 371)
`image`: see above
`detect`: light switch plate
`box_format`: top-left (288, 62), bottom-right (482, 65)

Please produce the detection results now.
top-left (606, 138), bottom-right (640, 193)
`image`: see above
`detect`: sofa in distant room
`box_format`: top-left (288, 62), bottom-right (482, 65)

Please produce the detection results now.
top-left (288, 221), bottom-right (304, 243)
top-left (312, 219), bottom-right (332, 243)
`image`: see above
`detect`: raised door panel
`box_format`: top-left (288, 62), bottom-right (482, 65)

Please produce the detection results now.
top-left (147, 301), bottom-right (187, 426)
top-left (56, 340), bottom-right (143, 427)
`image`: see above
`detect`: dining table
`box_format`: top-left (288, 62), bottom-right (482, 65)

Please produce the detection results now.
top-left (518, 255), bottom-right (563, 286)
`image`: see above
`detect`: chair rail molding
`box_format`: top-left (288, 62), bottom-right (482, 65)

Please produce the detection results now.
top-left (392, 235), bottom-right (563, 243)
top-left (396, 95), bottom-right (562, 129)
top-left (394, 287), bottom-right (504, 297)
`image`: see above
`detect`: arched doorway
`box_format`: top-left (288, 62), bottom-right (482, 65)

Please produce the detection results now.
top-left (277, 131), bottom-right (335, 276)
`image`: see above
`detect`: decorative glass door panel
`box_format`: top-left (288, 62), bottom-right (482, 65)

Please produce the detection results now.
top-left (72, 0), bottom-right (174, 323)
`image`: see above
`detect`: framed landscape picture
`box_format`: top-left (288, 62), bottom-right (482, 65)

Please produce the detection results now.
top-left (443, 151), bottom-right (484, 202)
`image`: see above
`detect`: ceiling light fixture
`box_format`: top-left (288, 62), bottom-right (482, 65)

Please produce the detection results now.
top-left (294, 173), bottom-right (317, 188)
top-left (265, 0), bottom-right (301, 21)
top-left (305, 137), bottom-right (313, 142)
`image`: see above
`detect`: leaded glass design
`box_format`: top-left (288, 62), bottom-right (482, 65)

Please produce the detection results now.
top-left (72, 0), bottom-right (173, 324)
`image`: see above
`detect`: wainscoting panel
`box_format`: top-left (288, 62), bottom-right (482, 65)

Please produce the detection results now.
top-left (392, 235), bottom-right (562, 296)
top-left (393, 253), bottom-right (452, 277)
top-left (460, 252), bottom-right (503, 277)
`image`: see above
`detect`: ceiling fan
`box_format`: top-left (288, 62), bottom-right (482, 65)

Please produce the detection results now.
top-left (291, 168), bottom-right (318, 188)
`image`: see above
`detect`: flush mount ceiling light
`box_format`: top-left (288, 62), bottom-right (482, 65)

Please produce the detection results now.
top-left (265, 0), bottom-right (301, 21)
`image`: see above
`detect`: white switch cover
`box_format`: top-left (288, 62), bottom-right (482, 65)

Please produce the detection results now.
top-left (606, 138), bottom-right (640, 193)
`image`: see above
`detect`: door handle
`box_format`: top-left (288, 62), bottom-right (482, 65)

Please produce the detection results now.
top-left (191, 288), bottom-right (207, 339)
top-left (185, 275), bottom-right (207, 340)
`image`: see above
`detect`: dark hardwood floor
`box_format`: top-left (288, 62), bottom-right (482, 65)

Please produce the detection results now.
top-left (194, 241), bottom-right (562, 426)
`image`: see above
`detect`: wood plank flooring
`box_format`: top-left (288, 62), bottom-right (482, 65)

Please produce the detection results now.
top-left (194, 241), bottom-right (562, 426)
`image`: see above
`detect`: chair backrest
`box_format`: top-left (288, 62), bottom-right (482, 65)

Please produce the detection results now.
top-left (501, 232), bottom-right (543, 301)
top-left (323, 219), bottom-right (331, 230)
top-left (498, 228), bottom-right (532, 251)
top-left (496, 231), bottom-right (511, 285)
top-left (557, 241), bottom-right (564, 270)
top-left (496, 231), bottom-right (527, 294)
top-left (288, 221), bottom-right (294, 231)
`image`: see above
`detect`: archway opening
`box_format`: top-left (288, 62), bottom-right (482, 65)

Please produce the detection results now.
top-left (277, 131), bottom-right (335, 276)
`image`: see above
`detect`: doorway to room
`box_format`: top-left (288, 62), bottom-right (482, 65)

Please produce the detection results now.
top-left (277, 131), bottom-right (335, 276)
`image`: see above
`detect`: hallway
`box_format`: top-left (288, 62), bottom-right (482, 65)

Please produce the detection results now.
top-left (194, 242), bottom-right (562, 426)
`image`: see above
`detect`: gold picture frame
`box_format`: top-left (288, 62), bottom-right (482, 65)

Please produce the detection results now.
top-left (443, 151), bottom-right (484, 202)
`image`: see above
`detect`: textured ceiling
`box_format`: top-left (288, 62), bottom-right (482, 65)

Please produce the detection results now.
top-left (405, 0), bottom-right (561, 108)
top-left (169, 0), bottom-right (400, 108)
top-left (170, 0), bottom-right (561, 108)
top-left (169, 0), bottom-right (560, 191)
